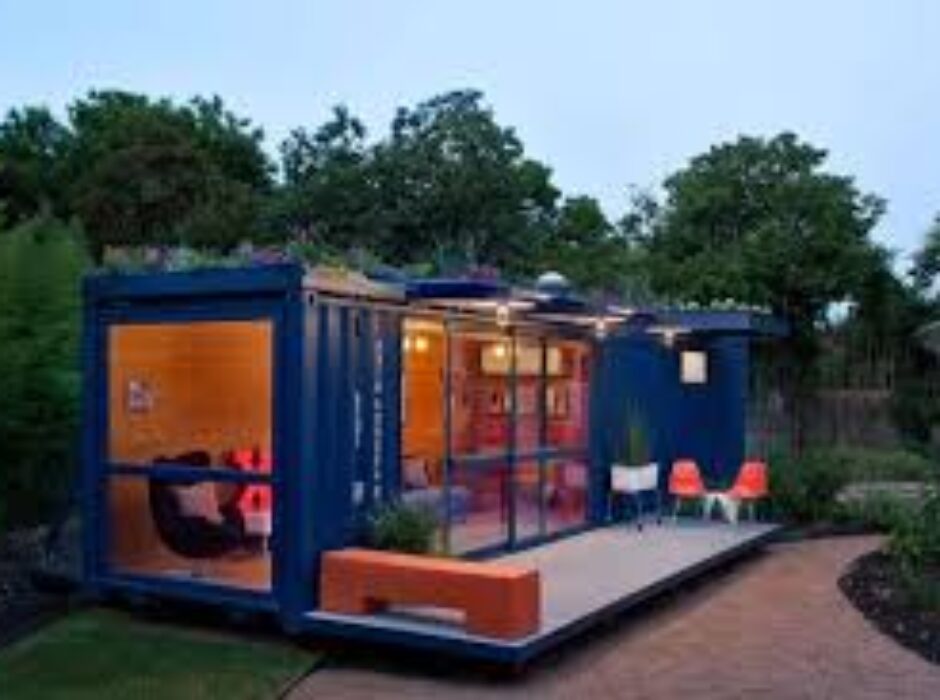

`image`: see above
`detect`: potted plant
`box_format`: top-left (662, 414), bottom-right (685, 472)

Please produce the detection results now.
top-left (610, 412), bottom-right (661, 526)
top-left (368, 501), bottom-right (439, 554)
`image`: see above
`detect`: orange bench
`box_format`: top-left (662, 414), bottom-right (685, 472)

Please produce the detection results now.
top-left (320, 548), bottom-right (541, 639)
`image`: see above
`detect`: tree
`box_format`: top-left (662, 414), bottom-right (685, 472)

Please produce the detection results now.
top-left (376, 90), bottom-right (558, 274)
top-left (65, 91), bottom-right (273, 257)
top-left (640, 133), bottom-right (886, 448)
top-left (911, 215), bottom-right (940, 295)
top-left (0, 218), bottom-right (88, 529)
top-left (537, 195), bottom-right (642, 295)
top-left (277, 106), bottom-right (378, 250)
top-left (277, 91), bottom-right (561, 277)
top-left (0, 106), bottom-right (72, 224)
top-left (644, 133), bottom-right (884, 332)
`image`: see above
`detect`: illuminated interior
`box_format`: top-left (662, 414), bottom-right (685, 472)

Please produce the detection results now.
top-left (106, 320), bottom-right (274, 591)
top-left (401, 317), bottom-right (591, 554)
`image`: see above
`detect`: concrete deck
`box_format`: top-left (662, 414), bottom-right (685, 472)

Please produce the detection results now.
top-left (301, 520), bottom-right (781, 664)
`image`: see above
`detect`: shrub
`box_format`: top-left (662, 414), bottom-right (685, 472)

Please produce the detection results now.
top-left (832, 491), bottom-right (912, 532)
top-left (888, 486), bottom-right (940, 575)
top-left (367, 502), bottom-right (439, 555)
top-left (0, 217), bottom-right (88, 531)
top-left (770, 450), bottom-right (849, 523)
top-left (770, 448), bottom-right (936, 525)
top-left (834, 448), bottom-right (935, 482)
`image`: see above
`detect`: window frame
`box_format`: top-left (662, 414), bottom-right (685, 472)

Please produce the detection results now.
top-left (95, 302), bottom-right (285, 598)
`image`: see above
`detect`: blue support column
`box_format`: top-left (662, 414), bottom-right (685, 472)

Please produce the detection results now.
top-left (379, 311), bottom-right (402, 502)
top-left (357, 309), bottom-right (376, 513)
top-left (80, 284), bottom-right (105, 595)
top-left (588, 338), bottom-right (609, 525)
top-left (278, 286), bottom-right (308, 631)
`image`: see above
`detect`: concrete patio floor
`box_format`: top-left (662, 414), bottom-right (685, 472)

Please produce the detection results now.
top-left (302, 521), bottom-right (778, 663)
top-left (291, 536), bottom-right (940, 699)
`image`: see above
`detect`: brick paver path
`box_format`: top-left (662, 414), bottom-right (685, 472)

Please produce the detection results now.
top-left (291, 536), bottom-right (940, 699)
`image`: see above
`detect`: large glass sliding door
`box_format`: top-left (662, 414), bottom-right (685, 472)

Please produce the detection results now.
top-left (400, 316), bottom-right (593, 556)
top-left (104, 318), bottom-right (276, 593)
top-left (447, 325), bottom-right (514, 553)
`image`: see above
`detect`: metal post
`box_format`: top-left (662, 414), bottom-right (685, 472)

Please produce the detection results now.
top-left (507, 328), bottom-right (518, 547)
top-left (442, 318), bottom-right (453, 554)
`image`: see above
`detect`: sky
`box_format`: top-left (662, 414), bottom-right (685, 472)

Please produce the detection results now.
top-left (2, 1), bottom-right (939, 268)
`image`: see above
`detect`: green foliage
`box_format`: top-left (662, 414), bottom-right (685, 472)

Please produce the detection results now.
top-left (888, 487), bottom-right (940, 575)
top-left (0, 218), bottom-right (89, 530)
top-left (832, 491), bottom-right (912, 532)
top-left (378, 90), bottom-right (558, 275)
top-left (911, 215), bottom-right (940, 294)
top-left (642, 133), bottom-right (884, 327)
top-left (368, 501), bottom-right (439, 555)
top-left (277, 106), bottom-right (374, 250)
top-left (770, 447), bottom-right (934, 524)
top-left (770, 450), bottom-right (849, 523)
top-left (0, 106), bottom-right (72, 224)
top-left (539, 196), bottom-right (644, 296)
top-left (280, 91), bottom-right (569, 282)
top-left (834, 447), bottom-right (935, 481)
top-left (620, 410), bottom-right (652, 465)
top-left (63, 90), bottom-right (274, 257)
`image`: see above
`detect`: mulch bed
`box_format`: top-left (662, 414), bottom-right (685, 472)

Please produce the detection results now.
top-left (0, 528), bottom-right (74, 648)
top-left (839, 550), bottom-right (940, 665)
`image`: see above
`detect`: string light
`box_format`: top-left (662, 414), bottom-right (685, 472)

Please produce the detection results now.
top-left (496, 302), bottom-right (510, 328)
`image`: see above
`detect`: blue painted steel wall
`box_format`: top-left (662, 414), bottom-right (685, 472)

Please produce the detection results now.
top-left (303, 299), bottom-right (403, 615)
top-left (598, 332), bottom-right (749, 490)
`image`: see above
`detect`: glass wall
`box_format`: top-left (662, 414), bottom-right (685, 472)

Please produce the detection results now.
top-left (448, 326), bottom-right (514, 552)
top-left (105, 320), bottom-right (274, 592)
top-left (400, 317), bottom-right (593, 555)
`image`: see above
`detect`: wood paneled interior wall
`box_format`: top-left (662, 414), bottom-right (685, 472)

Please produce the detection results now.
top-left (401, 324), bottom-right (445, 482)
top-left (108, 321), bottom-right (272, 464)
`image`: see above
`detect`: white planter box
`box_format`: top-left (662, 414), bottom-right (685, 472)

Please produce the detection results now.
top-left (611, 463), bottom-right (659, 493)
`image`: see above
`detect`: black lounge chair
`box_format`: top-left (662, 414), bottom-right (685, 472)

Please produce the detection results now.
top-left (148, 451), bottom-right (248, 559)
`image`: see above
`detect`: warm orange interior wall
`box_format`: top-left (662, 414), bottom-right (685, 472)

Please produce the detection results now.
top-left (401, 325), bottom-right (445, 481)
top-left (109, 477), bottom-right (161, 563)
top-left (108, 320), bottom-right (272, 465)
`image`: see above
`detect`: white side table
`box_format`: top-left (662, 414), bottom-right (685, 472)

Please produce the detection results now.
top-left (245, 510), bottom-right (273, 551)
top-left (702, 492), bottom-right (740, 523)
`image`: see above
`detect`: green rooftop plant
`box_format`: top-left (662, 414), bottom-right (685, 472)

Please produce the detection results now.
top-left (619, 410), bottom-right (652, 466)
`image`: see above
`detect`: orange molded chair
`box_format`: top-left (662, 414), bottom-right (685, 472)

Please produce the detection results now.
top-left (727, 460), bottom-right (769, 521)
top-left (668, 459), bottom-right (706, 521)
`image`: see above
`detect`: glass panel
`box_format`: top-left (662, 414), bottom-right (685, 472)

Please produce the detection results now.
top-left (108, 475), bottom-right (272, 591)
top-left (401, 319), bottom-right (446, 496)
top-left (449, 461), bottom-right (509, 554)
top-left (514, 337), bottom-right (544, 453)
top-left (545, 458), bottom-right (588, 534)
top-left (108, 321), bottom-right (273, 468)
top-left (514, 459), bottom-right (543, 541)
top-left (450, 327), bottom-right (512, 459)
top-left (546, 341), bottom-right (591, 450)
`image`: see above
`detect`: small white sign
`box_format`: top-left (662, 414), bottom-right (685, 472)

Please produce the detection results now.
top-left (681, 351), bottom-right (708, 384)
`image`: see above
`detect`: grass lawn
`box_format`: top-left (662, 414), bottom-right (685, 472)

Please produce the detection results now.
top-left (0, 608), bottom-right (319, 699)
